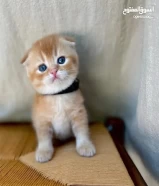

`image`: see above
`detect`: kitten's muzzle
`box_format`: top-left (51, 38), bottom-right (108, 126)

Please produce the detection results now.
top-left (50, 68), bottom-right (58, 78)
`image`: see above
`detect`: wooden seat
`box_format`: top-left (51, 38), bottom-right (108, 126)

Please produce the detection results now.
top-left (0, 122), bottom-right (134, 186)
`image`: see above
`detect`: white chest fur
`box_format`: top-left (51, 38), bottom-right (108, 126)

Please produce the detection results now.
top-left (52, 95), bottom-right (73, 140)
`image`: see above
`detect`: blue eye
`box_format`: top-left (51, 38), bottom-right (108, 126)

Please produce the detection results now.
top-left (57, 56), bottom-right (65, 64)
top-left (38, 64), bottom-right (47, 72)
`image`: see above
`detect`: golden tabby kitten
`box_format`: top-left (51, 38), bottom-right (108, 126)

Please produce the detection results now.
top-left (21, 34), bottom-right (96, 163)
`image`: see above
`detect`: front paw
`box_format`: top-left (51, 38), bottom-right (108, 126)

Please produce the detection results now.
top-left (76, 142), bottom-right (96, 157)
top-left (35, 148), bottom-right (54, 163)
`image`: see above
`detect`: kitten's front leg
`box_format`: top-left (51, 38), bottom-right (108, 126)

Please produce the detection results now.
top-left (71, 107), bottom-right (96, 157)
top-left (34, 122), bottom-right (54, 163)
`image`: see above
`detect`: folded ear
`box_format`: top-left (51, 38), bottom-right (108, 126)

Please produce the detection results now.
top-left (20, 49), bottom-right (30, 65)
top-left (60, 36), bottom-right (76, 47)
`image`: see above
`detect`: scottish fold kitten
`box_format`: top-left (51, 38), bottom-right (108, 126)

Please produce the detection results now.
top-left (21, 34), bottom-right (96, 163)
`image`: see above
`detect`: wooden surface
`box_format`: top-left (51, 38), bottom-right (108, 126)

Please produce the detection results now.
top-left (0, 122), bottom-right (64, 186)
top-left (0, 160), bottom-right (65, 186)
top-left (0, 122), bottom-right (134, 186)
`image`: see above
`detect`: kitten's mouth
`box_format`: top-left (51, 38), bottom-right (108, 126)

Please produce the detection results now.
top-left (52, 76), bottom-right (59, 82)
top-left (49, 74), bottom-right (61, 83)
top-left (50, 73), bottom-right (58, 82)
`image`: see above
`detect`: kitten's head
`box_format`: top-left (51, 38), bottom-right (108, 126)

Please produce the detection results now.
top-left (21, 34), bottom-right (79, 94)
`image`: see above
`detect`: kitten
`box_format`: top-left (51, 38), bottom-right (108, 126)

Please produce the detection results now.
top-left (21, 34), bottom-right (96, 163)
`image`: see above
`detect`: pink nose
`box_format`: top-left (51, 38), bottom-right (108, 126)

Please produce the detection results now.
top-left (50, 69), bottom-right (57, 76)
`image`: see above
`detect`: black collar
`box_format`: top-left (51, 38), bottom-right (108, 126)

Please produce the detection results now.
top-left (52, 78), bottom-right (79, 95)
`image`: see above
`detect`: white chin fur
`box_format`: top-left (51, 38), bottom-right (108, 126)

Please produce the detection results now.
top-left (35, 77), bottom-right (76, 95)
